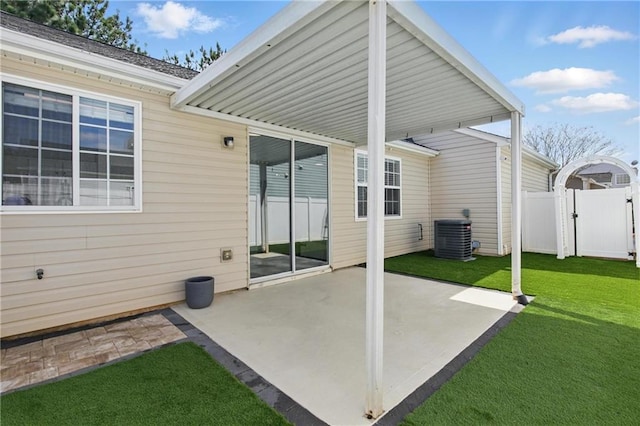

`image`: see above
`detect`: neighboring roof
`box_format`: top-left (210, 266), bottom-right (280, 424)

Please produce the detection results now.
top-left (453, 128), bottom-right (559, 169)
top-left (0, 11), bottom-right (198, 80)
top-left (171, 0), bottom-right (525, 145)
top-left (577, 163), bottom-right (628, 175)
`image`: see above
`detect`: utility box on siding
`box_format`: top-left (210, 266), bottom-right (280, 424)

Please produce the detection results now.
top-left (434, 220), bottom-right (473, 260)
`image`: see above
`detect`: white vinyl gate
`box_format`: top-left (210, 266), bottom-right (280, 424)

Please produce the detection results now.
top-left (523, 187), bottom-right (635, 260)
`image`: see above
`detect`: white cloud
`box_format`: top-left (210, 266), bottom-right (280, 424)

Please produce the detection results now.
top-left (136, 1), bottom-right (224, 39)
top-left (551, 93), bottom-right (638, 114)
top-left (535, 104), bottom-right (552, 113)
top-left (547, 25), bottom-right (636, 48)
top-left (510, 68), bottom-right (618, 94)
top-left (625, 116), bottom-right (640, 125)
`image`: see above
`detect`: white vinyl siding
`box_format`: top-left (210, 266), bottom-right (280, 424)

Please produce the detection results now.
top-left (415, 131), bottom-right (500, 255)
top-left (333, 146), bottom-right (430, 269)
top-left (500, 146), bottom-right (512, 255)
top-left (522, 154), bottom-right (552, 192)
top-left (0, 58), bottom-right (248, 337)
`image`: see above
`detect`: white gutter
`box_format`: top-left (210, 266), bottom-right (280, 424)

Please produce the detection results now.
top-left (1, 28), bottom-right (187, 92)
top-left (386, 140), bottom-right (439, 157)
top-left (523, 145), bottom-right (559, 169)
top-left (454, 128), bottom-right (509, 146)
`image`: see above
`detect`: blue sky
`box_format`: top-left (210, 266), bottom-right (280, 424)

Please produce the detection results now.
top-left (112, 1), bottom-right (639, 163)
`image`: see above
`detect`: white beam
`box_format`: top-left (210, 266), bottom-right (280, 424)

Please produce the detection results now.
top-left (365, 0), bottom-right (387, 419)
top-left (510, 112), bottom-right (525, 302)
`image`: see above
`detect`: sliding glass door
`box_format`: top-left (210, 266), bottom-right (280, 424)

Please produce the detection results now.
top-left (294, 140), bottom-right (328, 270)
top-left (249, 135), bottom-right (328, 280)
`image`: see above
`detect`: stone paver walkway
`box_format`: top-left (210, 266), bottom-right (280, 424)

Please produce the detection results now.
top-left (0, 314), bottom-right (185, 393)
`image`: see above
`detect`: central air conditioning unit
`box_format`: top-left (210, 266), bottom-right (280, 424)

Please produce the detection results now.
top-left (434, 219), bottom-right (473, 261)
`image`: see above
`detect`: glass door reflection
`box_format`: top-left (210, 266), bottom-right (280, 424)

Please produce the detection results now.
top-left (293, 141), bottom-right (328, 271)
top-left (249, 135), bottom-right (292, 279)
top-left (249, 136), bottom-right (329, 280)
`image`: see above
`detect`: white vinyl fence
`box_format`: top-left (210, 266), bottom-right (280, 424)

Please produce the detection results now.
top-left (249, 195), bottom-right (328, 246)
top-left (523, 187), bottom-right (635, 260)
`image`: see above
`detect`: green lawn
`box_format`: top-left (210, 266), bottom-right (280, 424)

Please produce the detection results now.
top-left (385, 251), bottom-right (640, 425)
top-left (2, 253), bottom-right (637, 425)
top-left (0, 342), bottom-right (289, 426)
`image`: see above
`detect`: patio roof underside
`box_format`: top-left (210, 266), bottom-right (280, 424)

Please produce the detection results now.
top-left (172, 1), bottom-right (524, 145)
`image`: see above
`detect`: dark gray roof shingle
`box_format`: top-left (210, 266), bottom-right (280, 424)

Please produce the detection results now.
top-left (0, 11), bottom-right (199, 80)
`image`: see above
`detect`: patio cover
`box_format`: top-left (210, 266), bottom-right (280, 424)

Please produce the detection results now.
top-left (172, 0), bottom-right (525, 418)
top-left (172, 1), bottom-right (523, 142)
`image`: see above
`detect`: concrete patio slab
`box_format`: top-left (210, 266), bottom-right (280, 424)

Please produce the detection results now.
top-left (173, 267), bottom-right (518, 425)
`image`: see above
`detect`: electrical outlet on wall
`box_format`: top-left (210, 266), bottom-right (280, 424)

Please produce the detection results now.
top-left (221, 248), bottom-right (233, 262)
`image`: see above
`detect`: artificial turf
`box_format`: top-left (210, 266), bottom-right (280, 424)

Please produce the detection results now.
top-left (0, 342), bottom-right (290, 426)
top-left (384, 251), bottom-right (640, 425)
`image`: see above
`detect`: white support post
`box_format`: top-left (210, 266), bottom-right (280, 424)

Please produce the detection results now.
top-left (554, 184), bottom-right (566, 259)
top-left (365, 0), bottom-right (386, 419)
top-left (510, 112), bottom-right (526, 303)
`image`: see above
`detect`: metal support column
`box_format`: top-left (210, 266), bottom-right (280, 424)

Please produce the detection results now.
top-left (511, 111), bottom-right (527, 304)
top-left (365, 0), bottom-right (386, 419)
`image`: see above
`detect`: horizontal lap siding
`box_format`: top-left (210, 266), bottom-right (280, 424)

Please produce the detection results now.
top-left (523, 158), bottom-right (552, 192)
top-left (0, 58), bottom-right (248, 337)
top-left (331, 146), bottom-right (430, 269)
top-left (417, 132), bottom-right (499, 255)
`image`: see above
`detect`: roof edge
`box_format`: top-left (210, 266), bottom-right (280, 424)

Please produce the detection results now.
top-left (1, 27), bottom-right (188, 92)
top-left (386, 140), bottom-right (439, 157)
top-left (454, 128), bottom-right (558, 168)
top-left (455, 128), bottom-right (509, 146)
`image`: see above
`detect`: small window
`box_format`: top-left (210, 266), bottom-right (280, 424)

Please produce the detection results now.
top-left (355, 151), bottom-right (401, 219)
top-left (2, 80), bottom-right (141, 211)
top-left (614, 173), bottom-right (630, 185)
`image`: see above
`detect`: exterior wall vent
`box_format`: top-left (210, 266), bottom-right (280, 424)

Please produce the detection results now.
top-left (434, 220), bottom-right (473, 261)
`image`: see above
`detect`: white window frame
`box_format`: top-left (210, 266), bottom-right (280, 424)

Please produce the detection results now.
top-left (614, 173), bottom-right (631, 186)
top-left (1, 74), bottom-right (142, 213)
top-left (354, 149), bottom-right (402, 221)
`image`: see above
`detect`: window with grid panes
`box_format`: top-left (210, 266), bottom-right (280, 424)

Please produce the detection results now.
top-left (355, 151), bottom-right (401, 218)
top-left (2, 80), bottom-right (140, 211)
